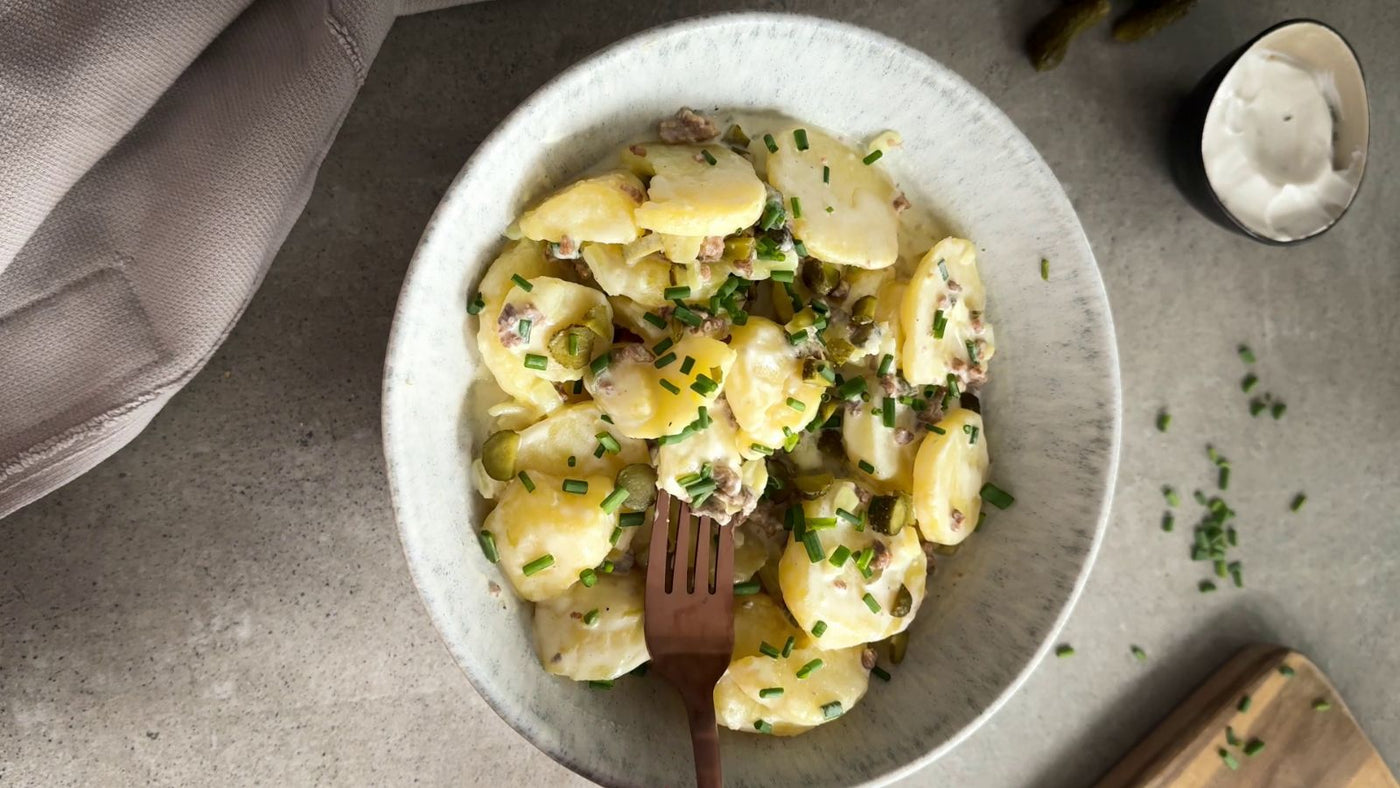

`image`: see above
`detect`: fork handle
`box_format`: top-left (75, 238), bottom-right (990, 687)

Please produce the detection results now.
top-left (682, 690), bottom-right (722, 788)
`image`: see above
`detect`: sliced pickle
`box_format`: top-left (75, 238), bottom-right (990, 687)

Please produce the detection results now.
top-left (482, 430), bottom-right (521, 481)
top-left (867, 493), bottom-right (912, 536)
top-left (616, 463), bottom-right (659, 510)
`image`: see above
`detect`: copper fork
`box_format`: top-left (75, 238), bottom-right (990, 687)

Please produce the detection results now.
top-left (644, 489), bottom-right (735, 788)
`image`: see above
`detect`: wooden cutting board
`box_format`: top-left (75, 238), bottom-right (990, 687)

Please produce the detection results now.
top-left (1096, 644), bottom-right (1397, 788)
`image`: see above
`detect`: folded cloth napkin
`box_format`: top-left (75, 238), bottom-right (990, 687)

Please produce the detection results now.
top-left (0, 0), bottom-right (477, 518)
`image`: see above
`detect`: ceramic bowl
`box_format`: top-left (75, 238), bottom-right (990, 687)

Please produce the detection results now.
top-left (383, 12), bottom-right (1120, 787)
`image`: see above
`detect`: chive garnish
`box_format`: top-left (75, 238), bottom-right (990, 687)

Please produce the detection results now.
top-left (929, 425), bottom-right (946, 435)
top-left (790, 196), bottom-right (803, 218)
top-left (467, 293), bottom-right (486, 315)
top-left (1242, 373), bottom-right (1258, 392)
top-left (1249, 399), bottom-right (1266, 417)
top-left (786, 397), bottom-right (806, 412)
top-left (806, 517), bottom-right (837, 531)
top-left (858, 459), bottom-right (876, 474)
top-left (829, 545), bottom-right (852, 567)
top-left (855, 548), bottom-right (875, 578)
top-left (822, 165), bottom-right (830, 183)
top-left (1279, 665), bottom-right (1295, 677)
top-left (1040, 258), bottom-right (1049, 281)
top-left (793, 239), bottom-right (808, 258)
top-left (579, 568), bottom-right (598, 588)
top-left (523, 353), bottom-right (548, 370)
top-left (510, 274), bottom-right (533, 291)
top-left (1313, 699), bottom-right (1331, 711)
top-left (1290, 493), bottom-right (1306, 512)
top-left (609, 526), bottom-right (623, 546)
top-left (596, 432), bottom-right (622, 455)
top-left (981, 483), bottom-right (1015, 509)
top-left (659, 379), bottom-right (681, 395)
top-left (763, 133), bottom-right (778, 153)
top-left (1131, 645), bottom-right (1147, 662)
top-left (759, 687), bottom-right (784, 699)
top-left (522, 554), bottom-right (554, 576)
top-left (770, 268), bottom-right (795, 283)
top-left (759, 641), bottom-right (781, 659)
top-left (963, 423), bottom-right (979, 445)
top-left (876, 354), bottom-right (895, 377)
top-left (1162, 512), bottom-right (1174, 532)
top-left (600, 487), bottom-right (630, 514)
top-left (685, 478), bottom-right (717, 499)
top-left (562, 478), bottom-right (588, 495)
top-left (588, 352), bottom-right (610, 376)
top-left (583, 608), bottom-right (600, 626)
top-left (836, 508), bottom-right (861, 526)
top-left (754, 719), bottom-right (774, 734)
top-left (861, 593), bottom-right (881, 613)
top-left (643, 312), bottom-right (667, 329)
top-left (966, 340), bottom-right (980, 365)
top-left (1218, 465), bottom-right (1230, 490)
top-left (734, 579), bottom-right (761, 596)
top-left (679, 356), bottom-right (696, 374)
top-left (811, 621), bottom-right (828, 638)
top-left (1199, 580), bottom-right (1217, 593)
top-left (802, 531), bottom-right (825, 563)
top-left (700, 148), bottom-right (717, 166)
top-left (825, 206), bottom-right (834, 213)
top-left (836, 376), bottom-right (867, 401)
top-left (1220, 749), bottom-right (1239, 771)
top-left (1243, 739), bottom-right (1265, 757)
top-left (796, 658), bottom-right (824, 678)
top-left (673, 305), bottom-right (702, 327)
top-left (690, 375), bottom-right (718, 396)
top-left (587, 679), bottom-right (614, 690)
top-left (932, 309), bottom-right (947, 339)
top-left (1157, 411), bottom-right (1171, 432)
top-left (620, 511), bottom-right (646, 527)
top-left (862, 149), bottom-right (883, 165)
top-left (478, 530), bottom-right (499, 563)
top-left (517, 471), bottom-right (536, 492)
top-left (1056, 645), bottom-right (1075, 658)
top-left (696, 406), bottom-right (711, 428)
top-left (781, 636), bottom-right (796, 658)
top-left (821, 701), bottom-right (844, 719)
top-left (664, 286), bottom-right (691, 301)
top-left (937, 259), bottom-right (949, 281)
top-left (793, 129), bottom-right (809, 150)
top-left (750, 443), bottom-right (773, 455)
top-left (1163, 486), bottom-right (1180, 507)
top-left (654, 352), bottom-right (677, 369)
top-left (1238, 345), bottom-right (1255, 363)
top-left (1271, 401), bottom-right (1286, 419)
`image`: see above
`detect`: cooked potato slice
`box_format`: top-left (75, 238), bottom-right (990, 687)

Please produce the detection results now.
top-left (778, 481), bottom-right (927, 649)
top-left (843, 388), bottom-right (923, 494)
top-left (912, 408), bottom-right (989, 546)
top-left (732, 592), bottom-right (807, 661)
top-left (475, 242), bottom-right (571, 416)
top-left (900, 237), bottom-right (996, 387)
top-left (733, 515), bottom-right (782, 584)
top-left (726, 317), bottom-right (826, 450)
top-left (623, 144), bottom-right (765, 237)
top-left (659, 234), bottom-right (705, 265)
top-left (656, 398), bottom-right (766, 523)
top-left (533, 572), bottom-right (648, 681)
top-left (767, 126), bottom-right (898, 269)
top-left (518, 171), bottom-right (645, 245)
top-left (582, 243), bottom-right (672, 308)
top-left (607, 294), bottom-right (671, 344)
top-left (585, 334), bottom-right (736, 440)
top-left (497, 276), bottom-right (613, 382)
top-left (715, 643), bottom-right (869, 735)
top-left (513, 401), bottom-right (648, 479)
top-left (487, 472), bottom-right (623, 601)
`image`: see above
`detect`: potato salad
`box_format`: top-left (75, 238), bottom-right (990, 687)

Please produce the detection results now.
top-left (467, 108), bottom-right (1001, 735)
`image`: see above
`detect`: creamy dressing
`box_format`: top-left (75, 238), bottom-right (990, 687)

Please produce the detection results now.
top-left (1202, 49), bottom-right (1362, 241)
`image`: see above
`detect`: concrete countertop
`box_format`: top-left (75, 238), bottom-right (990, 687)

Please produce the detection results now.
top-left (3, 1), bottom-right (1397, 785)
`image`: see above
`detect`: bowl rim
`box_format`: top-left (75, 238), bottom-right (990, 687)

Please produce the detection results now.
top-left (382, 10), bottom-right (1121, 786)
top-left (1196, 18), bottom-right (1371, 247)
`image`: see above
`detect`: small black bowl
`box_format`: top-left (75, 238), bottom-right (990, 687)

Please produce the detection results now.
top-left (1169, 19), bottom-right (1370, 246)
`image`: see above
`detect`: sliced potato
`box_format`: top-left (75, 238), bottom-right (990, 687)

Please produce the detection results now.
top-left (497, 276), bottom-right (614, 382)
top-left (518, 171), bottom-right (645, 244)
top-left (487, 472), bottom-right (623, 601)
top-left (515, 401), bottom-right (648, 478)
top-left (843, 388), bottom-right (922, 494)
top-left (715, 643), bottom-right (869, 736)
top-left (585, 334), bottom-right (736, 440)
top-left (582, 243), bottom-right (672, 308)
top-left (475, 242), bottom-right (571, 416)
top-left (656, 398), bottom-right (767, 523)
top-left (533, 572), bottom-right (648, 681)
top-left (726, 317), bottom-right (826, 450)
top-left (900, 237), bottom-right (996, 386)
top-left (731, 592), bottom-right (806, 661)
top-left (608, 294), bottom-right (671, 343)
top-left (766, 126), bottom-right (898, 269)
top-left (659, 234), bottom-right (706, 265)
top-left (912, 408), bottom-right (989, 546)
top-left (778, 481), bottom-right (927, 649)
top-left (623, 144), bottom-right (765, 237)
top-left (733, 517), bottom-right (780, 584)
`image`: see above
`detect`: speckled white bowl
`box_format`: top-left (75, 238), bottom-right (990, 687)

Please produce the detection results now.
top-left (383, 12), bottom-right (1120, 787)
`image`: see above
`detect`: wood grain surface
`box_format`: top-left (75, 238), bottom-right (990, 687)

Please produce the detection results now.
top-left (1097, 644), bottom-right (1398, 788)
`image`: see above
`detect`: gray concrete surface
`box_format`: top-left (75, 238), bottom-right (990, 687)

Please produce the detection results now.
top-left (4, 1), bottom-right (1398, 785)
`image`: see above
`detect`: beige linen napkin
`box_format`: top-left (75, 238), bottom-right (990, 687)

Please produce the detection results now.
top-left (0, 0), bottom-right (476, 518)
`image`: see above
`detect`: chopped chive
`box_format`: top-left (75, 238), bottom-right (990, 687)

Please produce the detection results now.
top-left (881, 398), bottom-right (896, 429)
top-left (561, 479), bottom-right (589, 495)
top-left (1161, 512), bottom-right (1175, 532)
top-left (981, 483), bottom-right (1015, 509)
top-left (523, 353), bottom-right (549, 371)
top-left (1131, 645), bottom-right (1147, 662)
top-left (1218, 465), bottom-right (1230, 490)
top-left (858, 459), bottom-right (876, 474)
top-left (877, 353), bottom-right (895, 377)
top-left (583, 608), bottom-right (600, 626)
top-left (763, 133), bottom-right (778, 153)
top-left (829, 545), bottom-right (852, 567)
top-left (690, 375), bottom-right (718, 396)
top-left (1157, 411), bottom-right (1171, 432)
top-left (1056, 644), bottom-right (1075, 658)
top-left (620, 511), bottom-right (646, 528)
top-left (785, 397), bottom-right (806, 413)
top-left (1163, 486), bottom-right (1180, 507)
top-left (937, 259), bottom-right (949, 281)
top-left (790, 196), bottom-right (803, 218)
top-left (568, 331), bottom-right (579, 356)
top-left (609, 526), bottom-right (623, 546)
top-left (652, 337), bottom-right (674, 355)
top-left (793, 129), bottom-right (809, 150)
top-left (643, 311), bottom-right (667, 329)
top-left (510, 274), bottom-right (533, 291)
top-left (822, 165), bottom-right (830, 183)
top-left (932, 309), bottom-right (947, 339)
top-left (792, 239), bottom-right (809, 258)
top-left (802, 531), bottom-right (825, 563)
top-left (1231, 565), bottom-right (1243, 588)
top-left (821, 701), bottom-right (843, 720)
top-left (759, 641), bottom-right (781, 659)
top-left (1242, 373), bottom-right (1258, 392)
top-left (929, 425), bottom-right (947, 435)
top-left (673, 305), bottom-right (702, 327)
top-left (811, 621), bottom-right (828, 638)
top-left (660, 379), bottom-right (681, 395)
top-left (600, 487), bottom-right (630, 514)
top-left (1220, 749), bottom-right (1239, 771)
top-left (1040, 258), bottom-right (1049, 281)
top-left (664, 286), bottom-right (691, 301)
top-left (695, 406), bottom-right (711, 428)
top-left (1290, 493), bottom-right (1307, 512)
top-left (862, 149), bottom-right (883, 165)
top-left (600, 414), bottom-right (613, 423)
top-left (467, 293), bottom-right (486, 315)
top-left (836, 376), bottom-right (868, 400)
top-left (861, 593), bottom-right (881, 613)
top-left (825, 206), bottom-right (834, 213)
top-left (686, 479), bottom-right (717, 500)
top-left (964, 423), bottom-right (980, 445)
top-left (770, 268), bottom-right (795, 283)
top-left (477, 530), bottom-right (499, 563)
top-left (796, 658), bottom-right (824, 678)
top-left (781, 636), bottom-right (796, 658)
top-left (588, 352), bottom-right (610, 376)
top-left (872, 665), bottom-right (892, 682)
top-left (734, 579), bottom-right (761, 596)
top-left (654, 352), bottom-right (677, 369)
top-left (805, 517), bottom-right (837, 531)
top-left (587, 679), bottom-right (614, 690)
top-left (517, 471), bottom-right (536, 492)
top-left (965, 340), bottom-right (980, 365)
top-left (1199, 580), bottom-right (1217, 593)
top-left (700, 148), bottom-right (717, 166)
top-left (1239, 345), bottom-right (1255, 363)
top-left (522, 554), bottom-right (555, 576)
top-left (592, 444), bottom-right (604, 460)
top-left (1214, 559), bottom-right (1228, 578)
top-left (749, 443), bottom-right (773, 455)
top-left (975, 511), bottom-right (986, 532)
top-left (754, 719), bottom-right (774, 734)
top-left (679, 356), bottom-right (696, 374)
top-left (579, 568), bottom-right (598, 588)
top-left (596, 432), bottom-right (622, 455)
top-left (1271, 401), bottom-right (1286, 419)
top-left (1226, 725), bottom-right (1241, 746)
top-left (573, 379), bottom-right (584, 395)
top-left (1279, 665), bottom-right (1295, 677)
top-left (1250, 399), bottom-right (1267, 417)
top-left (1313, 699), bottom-right (1331, 711)
top-left (1243, 739), bottom-right (1265, 757)
top-left (758, 687), bottom-right (784, 699)
top-left (836, 508), bottom-right (861, 526)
